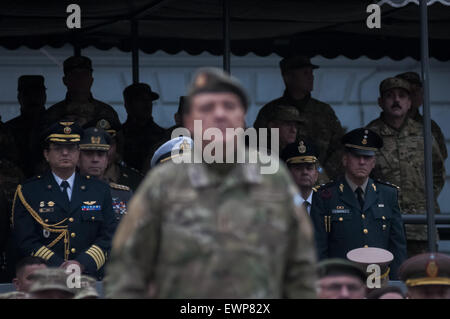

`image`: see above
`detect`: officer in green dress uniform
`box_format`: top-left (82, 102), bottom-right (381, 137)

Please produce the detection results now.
top-left (310, 128), bottom-right (407, 279)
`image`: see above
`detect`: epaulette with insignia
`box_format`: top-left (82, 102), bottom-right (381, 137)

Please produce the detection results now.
top-left (318, 180), bottom-right (335, 190)
top-left (375, 179), bottom-right (400, 190)
top-left (109, 182), bottom-right (131, 191)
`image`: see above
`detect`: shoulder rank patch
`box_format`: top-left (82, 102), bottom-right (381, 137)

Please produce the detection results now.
top-left (375, 180), bottom-right (400, 190)
top-left (109, 182), bottom-right (130, 191)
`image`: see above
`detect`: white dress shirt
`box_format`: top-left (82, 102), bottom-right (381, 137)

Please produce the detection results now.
top-left (301, 192), bottom-right (313, 215)
top-left (52, 172), bottom-right (76, 201)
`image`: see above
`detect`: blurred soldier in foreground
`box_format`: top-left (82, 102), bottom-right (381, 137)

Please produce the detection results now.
top-left (89, 118), bottom-right (144, 192)
top-left (311, 128), bottom-right (407, 279)
top-left (12, 121), bottom-right (116, 279)
top-left (281, 139), bottom-right (320, 214)
top-left (44, 56), bottom-right (120, 128)
top-left (72, 274), bottom-right (99, 299)
top-left (366, 77), bottom-right (445, 257)
top-left (12, 256), bottom-right (47, 292)
top-left (317, 258), bottom-right (367, 299)
top-left (78, 127), bottom-right (132, 223)
top-left (122, 83), bottom-right (167, 173)
top-left (396, 71), bottom-right (447, 160)
top-left (6, 75), bottom-right (47, 177)
top-left (254, 55), bottom-right (345, 180)
top-left (399, 252), bottom-right (450, 299)
top-left (28, 268), bottom-right (74, 299)
top-left (105, 67), bottom-right (317, 298)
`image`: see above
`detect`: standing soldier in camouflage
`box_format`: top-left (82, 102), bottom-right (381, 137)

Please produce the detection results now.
top-left (366, 77), bottom-right (446, 257)
top-left (254, 55), bottom-right (346, 181)
top-left (122, 83), bottom-right (167, 174)
top-left (78, 126), bottom-right (132, 224)
top-left (104, 67), bottom-right (317, 299)
top-left (44, 56), bottom-right (120, 128)
top-left (395, 71), bottom-right (447, 160)
top-left (6, 75), bottom-right (47, 178)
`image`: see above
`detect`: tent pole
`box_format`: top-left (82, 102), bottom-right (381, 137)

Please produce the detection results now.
top-left (132, 19), bottom-right (139, 84)
top-left (420, 0), bottom-right (436, 252)
top-left (222, 0), bottom-right (230, 73)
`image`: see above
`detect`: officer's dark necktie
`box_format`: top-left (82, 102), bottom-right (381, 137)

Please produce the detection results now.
top-left (303, 201), bottom-right (311, 213)
top-left (355, 187), bottom-right (364, 210)
top-left (60, 180), bottom-right (70, 204)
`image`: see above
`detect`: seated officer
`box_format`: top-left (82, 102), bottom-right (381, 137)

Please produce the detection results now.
top-left (281, 139), bottom-right (320, 215)
top-left (310, 128), bottom-right (407, 279)
top-left (78, 127), bottom-right (132, 223)
top-left (12, 121), bottom-right (117, 279)
top-left (399, 252), bottom-right (450, 299)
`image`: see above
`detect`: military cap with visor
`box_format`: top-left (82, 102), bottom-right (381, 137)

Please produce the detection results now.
top-left (151, 136), bottom-right (193, 168)
top-left (123, 82), bottom-right (159, 101)
top-left (281, 139), bottom-right (319, 165)
top-left (279, 55), bottom-right (319, 73)
top-left (341, 128), bottom-right (383, 156)
top-left (84, 118), bottom-right (122, 138)
top-left (187, 67), bottom-right (249, 110)
top-left (317, 258), bottom-right (367, 283)
top-left (28, 268), bottom-right (75, 296)
top-left (347, 247), bottom-right (394, 286)
top-left (44, 120), bottom-right (84, 144)
top-left (63, 56), bottom-right (93, 75)
top-left (18, 75), bottom-right (46, 91)
top-left (399, 252), bottom-right (450, 287)
top-left (395, 71), bottom-right (422, 87)
top-left (379, 77), bottom-right (411, 95)
top-left (79, 127), bottom-right (111, 151)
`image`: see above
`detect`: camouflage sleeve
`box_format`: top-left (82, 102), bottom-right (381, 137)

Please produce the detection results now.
top-left (104, 171), bottom-right (163, 299)
top-left (321, 106), bottom-right (346, 180)
top-left (431, 119), bottom-right (448, 160)
top-left (432, 138), bottom-right (446, 198)
top-left (282, 181), bottom-right (317, 299)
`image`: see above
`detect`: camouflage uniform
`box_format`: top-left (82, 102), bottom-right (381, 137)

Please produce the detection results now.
top-left (104, 154), bottom-right (317, 299)
top-left (366, 115), bottom-right (445, 251)
top-left (410, 110), bottom-right (447, 160)
top-left (254, 92), bottom-right (345, 181)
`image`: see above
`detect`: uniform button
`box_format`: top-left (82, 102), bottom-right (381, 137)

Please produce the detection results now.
top-left (361, 214), bottom-right (366, 219)
top-left (363, 229), bottom-right (368, 234)
top-left (71, 233), bottom-right (76, 238)
top-left (364, 245), bottom-right (369, 248)
top-left (71, 248), bottom-right (76, 253)
top-left (382, 216), bottom-right (386, 220)
top-left (382, 225), bottom-right (387, 230)
top-left (69, 218), bottom-right (74, 222)
top-left (91, 216), bottom-right (95, 221)
top-left (45, 219), bottom-right (49, 223)
top-left (339, 217), bottom-right (343, 222)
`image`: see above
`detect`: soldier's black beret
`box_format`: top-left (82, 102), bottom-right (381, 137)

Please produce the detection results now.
top-left (341, 128), bottom-right (383, 156)
top-left (123, 83), bottom-right (159, 102)
top-left (18, 75), bottom-right (45, 91)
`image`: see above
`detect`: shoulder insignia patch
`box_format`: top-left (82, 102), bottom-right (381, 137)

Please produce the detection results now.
top-left (109, 182), bottom-right (131, 191)
top-left (375, 180), bottom-right (400, 190)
